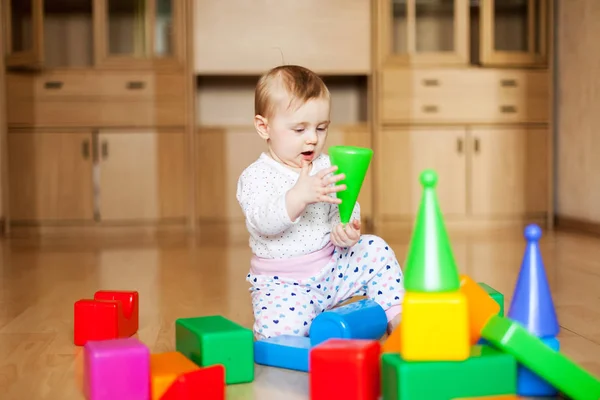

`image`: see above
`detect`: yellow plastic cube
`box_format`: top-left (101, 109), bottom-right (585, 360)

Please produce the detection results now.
top-left (400, 291), bottom-right (470, 361)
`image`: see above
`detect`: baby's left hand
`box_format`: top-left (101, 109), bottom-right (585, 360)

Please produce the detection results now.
top-left (331, 219), bottom-right (361, 248)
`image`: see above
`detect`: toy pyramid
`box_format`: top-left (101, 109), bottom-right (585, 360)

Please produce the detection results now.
top-left (399, 170), bottom-right (470, 361)
top-left (506, 224), bottom-right (560, 396)
top-left (328, 145), bottom-right (372, 224)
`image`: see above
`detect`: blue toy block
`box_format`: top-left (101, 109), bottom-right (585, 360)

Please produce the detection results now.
top-left (309, 298), bottom-right (387, 346)
top-left (254, 335), bottom-right (312, 372)
top-left (516, 336), bottom-right (560, 396)
top-left (507, 224), bottom-right (560, 337)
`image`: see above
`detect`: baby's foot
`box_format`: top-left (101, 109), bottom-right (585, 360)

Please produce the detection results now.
top-left (386, 314), bottom-right (401, 335)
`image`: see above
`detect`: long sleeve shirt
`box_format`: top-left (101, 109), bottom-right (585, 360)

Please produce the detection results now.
top-left (236, 152), bottom-right (360, 259)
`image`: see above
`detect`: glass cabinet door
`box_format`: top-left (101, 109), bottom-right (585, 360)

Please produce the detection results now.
top-left (4, 0), bottom-right (45, 68)
top-left (480, 0), bottom-right (548, 66)
top-left (383, 0), bottom-right (469, 66)
top-left (94, 0), bottom-right (182, 68)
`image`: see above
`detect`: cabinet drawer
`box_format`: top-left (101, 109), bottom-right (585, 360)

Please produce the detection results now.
top-left (7, 98), bottom-right (186, 128)
top-left (7, 72), bottom-right (185, 100)
top-left (380, 68), bottom-right (549, 124)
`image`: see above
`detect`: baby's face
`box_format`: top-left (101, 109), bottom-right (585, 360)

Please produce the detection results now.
top-left (266, 96), bottom-right (331, 170)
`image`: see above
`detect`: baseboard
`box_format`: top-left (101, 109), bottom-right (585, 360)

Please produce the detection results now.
top-left (555, 215), bottom-right (600, 237)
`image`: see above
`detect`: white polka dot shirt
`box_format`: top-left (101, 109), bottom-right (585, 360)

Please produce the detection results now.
top-left (236, 152), bottom-right (361, 259)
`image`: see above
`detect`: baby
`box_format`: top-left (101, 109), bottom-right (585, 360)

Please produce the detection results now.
top-left (236, 65), bottom-right (405, 340)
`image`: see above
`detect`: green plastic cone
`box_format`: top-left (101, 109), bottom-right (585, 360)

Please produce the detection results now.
top-left (328, 145), bottom-right (373, 224)
top-left (403, 169), bottom-right (461, 292)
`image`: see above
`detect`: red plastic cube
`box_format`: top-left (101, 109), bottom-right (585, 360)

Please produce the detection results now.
top-left (160, 364), bottom-right (225, 400)
top-left (309, 339), bottom-right (381, 400)
top-left (74, 290), bottom-right (139, 346)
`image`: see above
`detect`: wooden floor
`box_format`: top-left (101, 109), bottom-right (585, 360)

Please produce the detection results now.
top-left (0, 227), bottom-right (598, 399)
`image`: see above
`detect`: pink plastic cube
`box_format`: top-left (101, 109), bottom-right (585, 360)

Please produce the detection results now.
top-left (84, 337), bottom-right (150, 400)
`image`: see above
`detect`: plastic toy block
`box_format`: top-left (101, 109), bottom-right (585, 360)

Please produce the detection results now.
top-left (403, 170), bottom-right (461, 292)
top-left (328, 145), bottom-right (373, 224)
top-left (382, 323), bottom-right (401, 354)
top-left (160, 364), bottom-right (225, 400)
top-left (459, 275), bottom-right (501, 344)
top-left (94, 290), bottom-right (139, 337)
top-left (452, 396), bottom-right (519, 400)
top-left (254, 335), bottom-right (311, 372)
top-left (74, 290), bottom-right (139, 346)
top-left (481, 315), bottom-right (600, 400)
top-left (507, 224), bottom-right (559, 337)
top-left (175, 315), bottom-right (254, 384)
top-left (516, 336), bottom-right (560, 396)
top-left (310, 339), bottom-right (381, 400)
top-left (401, 291), bottom-right (470, 361)
top-left (381, 345), bottom-right (517, 400)
top-left (309, 298), bottom-right (387, 346)
top-left (477, 282), bottom-right (504, 316)
top-left (83, 337), bottom-right (150, 400)
top-left (151, 352), bottom-right (200, 399)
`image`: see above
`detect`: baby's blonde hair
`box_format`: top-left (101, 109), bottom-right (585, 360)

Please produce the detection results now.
top-left (255, 65), bottom-right (330, 119)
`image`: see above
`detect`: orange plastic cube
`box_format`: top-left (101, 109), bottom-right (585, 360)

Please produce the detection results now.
top-left (382, 324), bottom-right (402, 354)
top-left (151, 352), bottom-right (199, 399)
top-left (459, 275), bottom-right (501, 344)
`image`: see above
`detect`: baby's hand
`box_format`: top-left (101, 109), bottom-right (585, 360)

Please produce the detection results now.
top-left (289, 160), bottom-right (347, 208)
top-left (331, 219), bottom-right (361, 248)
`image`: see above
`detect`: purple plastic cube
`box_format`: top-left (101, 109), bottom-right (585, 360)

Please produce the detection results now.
top-left (84, 337), bottom-right (150, 400)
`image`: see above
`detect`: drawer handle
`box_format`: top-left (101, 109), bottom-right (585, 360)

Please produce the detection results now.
top-left (81, 140), bottom-right (90, 159)
top-left (44, 81), bottom-right (63, 89)
top-left (127, 81), bottom-right (146, 90)
top-left (500, 105), bottom-right (517, 113)
top-left (422, 79), bottom-right (439, 86)
top-left (422, 105), bottom-right (438, 113)
top-left (500, 79), bottom-right (518, 87)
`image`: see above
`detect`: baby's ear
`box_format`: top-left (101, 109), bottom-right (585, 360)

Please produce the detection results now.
top-left (254, 115), bottom-right (270, 140)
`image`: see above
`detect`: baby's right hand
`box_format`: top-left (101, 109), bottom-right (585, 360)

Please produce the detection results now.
top-left (291, 160), bottom-right (347, 207)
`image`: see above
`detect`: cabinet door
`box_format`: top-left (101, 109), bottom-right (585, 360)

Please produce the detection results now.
top-left (97, 131), bottom-right (189, 221)
top-left (379, 0), bottom-right (469, 66)
top-left (325, 125), bottom-right (373, 223)
top-left (470, 127), bottom-right (548, 216)
top-left (3, 0), bottom-right (45, 68)
top-left (377, 127), bottom-right (467, 219)
top-left (7, 132), bottom-right (94, 222)
top-left (94, 0), bottom-right (184, 69)
top-left (480, 0), bottom-right (548, 66)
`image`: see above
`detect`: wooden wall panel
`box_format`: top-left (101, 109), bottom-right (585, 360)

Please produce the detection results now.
top-left (557, 0), bottom-right (600, 223)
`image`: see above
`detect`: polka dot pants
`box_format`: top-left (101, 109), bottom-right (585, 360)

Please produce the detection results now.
top-left (246, 234), bottom-right (405, 340)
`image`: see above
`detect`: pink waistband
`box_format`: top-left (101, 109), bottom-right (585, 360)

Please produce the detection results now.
top-left (250, 242), bottom-right (335, 280)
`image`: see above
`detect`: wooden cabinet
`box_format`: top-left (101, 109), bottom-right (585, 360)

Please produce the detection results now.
top-left (7, 132), bottom-right (94, 222)
top-left (376, 126), bottom-right (548, 223)
top-left (7, 130), bottom-right (188, 225)
top-left (193, 0), bottom-right (371, 74)
top-left (377, 0), bottom-right (550, 67)
top-left (3, 0), bottom-right (185, 70)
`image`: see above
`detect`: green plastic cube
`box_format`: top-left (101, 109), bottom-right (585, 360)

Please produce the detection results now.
top-left (381, 345), bottom-right (516, 400)
top-left (482, 315), bottom-right (600, 400)
top-left (478, 282), bottom-right (504, 316)
top-left (175, 315), bottom-right (254, 384)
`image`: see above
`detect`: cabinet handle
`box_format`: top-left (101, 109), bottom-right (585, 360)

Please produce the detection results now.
top-left (101, 141), bottom-right (109, 159)
top-left (500, 79), bottom-right (518, 87)
top-left (44, 81), bottom-right (63, 89)
top-left (422, 105), bottom-right (438, 113)
top-left (127, 81), bottom-right (145, 89)
top-left (500, 105), bottom-right (517, 113)
top-left (81, 140), bottom-right (90, 159)
top-left (474, 138), bottom-right (480, 153)
top-left (422, 79), bottom-right (439, 86)
top-left (457, 138), bottom-right (463, 153)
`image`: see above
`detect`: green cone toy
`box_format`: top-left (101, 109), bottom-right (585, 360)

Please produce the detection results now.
top-left (328, 145), bottom-right (373, 224)
top-left (403, 169), bottom-right (461, 292)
